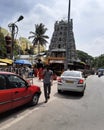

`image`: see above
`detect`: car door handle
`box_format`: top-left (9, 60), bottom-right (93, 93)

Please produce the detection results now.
top-left (14, 91), bottom-right (19, 94)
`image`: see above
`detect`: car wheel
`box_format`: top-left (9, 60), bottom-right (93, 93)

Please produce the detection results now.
top-left (30, 94), bottom-right (39, 106)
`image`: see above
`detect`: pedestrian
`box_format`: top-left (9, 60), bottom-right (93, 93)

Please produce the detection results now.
top-left (33, 65), bottom-right (38, 77)
top-left (38, 67), bottom-right (43, 80)
top-left (43, 66), bottom-right (53, 103)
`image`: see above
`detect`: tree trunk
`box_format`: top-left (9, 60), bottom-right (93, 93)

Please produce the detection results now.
top-left (38, 42), bottom-right (40, 56)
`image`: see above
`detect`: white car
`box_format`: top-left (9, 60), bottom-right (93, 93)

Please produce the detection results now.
top-left (57, 70), bottom-right (86, 96)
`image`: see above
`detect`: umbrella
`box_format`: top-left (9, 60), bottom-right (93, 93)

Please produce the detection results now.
top-left (0, 58), bottom-right (13, 64)
top-left (14, 59), bottom-right (32, 65)
top-left (0, 62), bottom-right (7, 66)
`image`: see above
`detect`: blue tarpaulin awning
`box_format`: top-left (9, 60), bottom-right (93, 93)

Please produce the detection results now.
top-left (14, 59), bottom-right (32, 65)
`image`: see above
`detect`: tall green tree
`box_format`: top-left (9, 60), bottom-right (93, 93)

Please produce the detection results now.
top-left (93, 54), bottom-right (104, 68)
top-left (28, 23), bottom-right (49, 55)
top-left (77, 50), bottom-right (93, 63)
top-left (0, 28), bottom-right (6, 58)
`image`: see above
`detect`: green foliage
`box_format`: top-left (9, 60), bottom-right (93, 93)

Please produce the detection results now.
top-left (77, 50), bottom-right (93, 62)
top-left (0, 29), bottom-right (7, 58)
top-left (0, 27), bottom-right (9, 36)
top-left (93, 54), bottom-right (104, 68)
top-left (28, 23), bottom-right (49, 55)
top-left (25, 46), bottom-right (34, 55)
top-left (77, 50), bottom-right (104, 69)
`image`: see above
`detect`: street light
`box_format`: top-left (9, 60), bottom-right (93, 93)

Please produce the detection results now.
top-left (8, 15), bottom-right (24, 60)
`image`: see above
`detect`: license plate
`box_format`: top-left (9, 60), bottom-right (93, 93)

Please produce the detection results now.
top-left (66, 80), bottom-right (74, 83)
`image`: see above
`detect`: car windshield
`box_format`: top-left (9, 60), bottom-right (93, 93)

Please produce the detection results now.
top-left (98, 69), bottom-right (104, 72)
top-left (62, 71), bottom-right (81, 77)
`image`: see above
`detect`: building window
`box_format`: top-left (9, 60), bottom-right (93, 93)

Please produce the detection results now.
top-left (61, 27), bottom-right (63, 30)
top-left (60, 32), bottom-right (62, 35)
top-left (58, 44), bottom-right (61, 48)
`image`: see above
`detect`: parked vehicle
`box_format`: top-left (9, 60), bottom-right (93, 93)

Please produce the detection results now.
top-left (0, 71), bottom-right (41, 114)
top-left (57, 70), bottom-right (86, 96)
top-left (96, 68), bottom-right (104, 77)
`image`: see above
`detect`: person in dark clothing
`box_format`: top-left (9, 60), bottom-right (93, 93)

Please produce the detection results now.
top-left (36, 59), bottom-right (44, 80)
top-left (43, 66), bottom-right (53, 103)
top-left (36, 59), bottom-right (43, 69)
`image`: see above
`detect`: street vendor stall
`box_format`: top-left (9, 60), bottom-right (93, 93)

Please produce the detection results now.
top-left (0, 63), bottom-right (7, 66)
top-left (0, 58), bottom-right (13, 64)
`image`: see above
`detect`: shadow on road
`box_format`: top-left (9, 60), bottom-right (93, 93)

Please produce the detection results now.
top-left (0, 104), bottom-right (28, 123)
top-left (0, 102), bottom-right (45, 122)
top-left (54, 91), bottom-right (83, 100)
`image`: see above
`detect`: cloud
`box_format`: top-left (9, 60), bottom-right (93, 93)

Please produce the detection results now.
top-left (77, 36), bottom-right (104, 57)
top-left (0, 1), bottom-right (31, 22)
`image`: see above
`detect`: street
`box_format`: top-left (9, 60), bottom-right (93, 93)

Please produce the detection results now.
top-left (0, 75), bottom-right (104, 130)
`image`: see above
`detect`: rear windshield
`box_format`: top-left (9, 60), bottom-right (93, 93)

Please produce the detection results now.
top-left (62, 71), bottom-right (81, 77)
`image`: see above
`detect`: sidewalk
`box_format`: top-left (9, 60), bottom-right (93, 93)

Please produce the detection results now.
top-left (29, 77), bottom-right (57, 103)
top-left (33, 77), bottom-right (43, 88)
top-left (27, 77), bottom-right (57, 88)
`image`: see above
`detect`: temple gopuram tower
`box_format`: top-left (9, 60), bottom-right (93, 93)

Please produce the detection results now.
top-left (47, 19), bottom-right (77, 65)
top-left (45, 0), bottom-right (78, 73)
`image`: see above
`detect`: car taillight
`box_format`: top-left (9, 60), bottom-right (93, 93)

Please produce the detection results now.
top-left (57, 78), bottom-right (62, 83)
top-left (78, 79), bottom-right (84, 84)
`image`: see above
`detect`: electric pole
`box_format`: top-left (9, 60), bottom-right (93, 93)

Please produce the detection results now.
top-left (64, 0), bottom-right (71, 70)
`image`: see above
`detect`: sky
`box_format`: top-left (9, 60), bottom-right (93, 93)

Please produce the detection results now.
top-left (0, 0), bottom-right (104, 57)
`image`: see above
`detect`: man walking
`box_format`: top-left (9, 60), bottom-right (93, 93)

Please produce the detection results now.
top-left (43, 66), bottom-right (53, 103)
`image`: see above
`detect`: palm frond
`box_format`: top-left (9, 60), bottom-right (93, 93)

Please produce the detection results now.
top-left (28, 23), bottom-right (49, 54)
top-left (29, 31), bottom-right (35, 35)
top-left (28, 36), bottom-right (35, 39)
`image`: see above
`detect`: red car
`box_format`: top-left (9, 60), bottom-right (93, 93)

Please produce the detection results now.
top-left (0, 71), bottom-right (41, 114)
